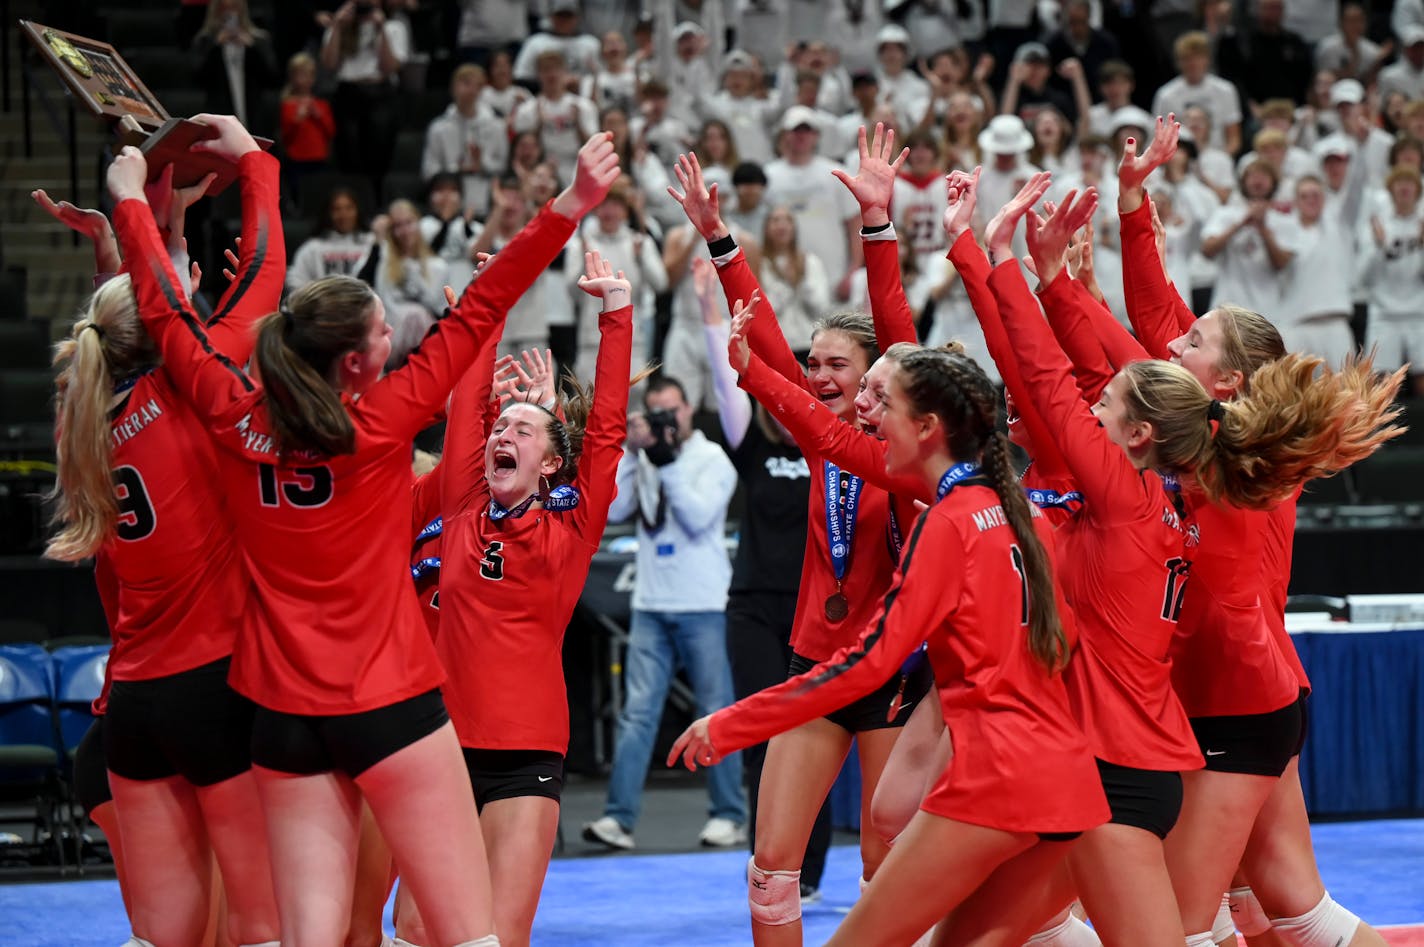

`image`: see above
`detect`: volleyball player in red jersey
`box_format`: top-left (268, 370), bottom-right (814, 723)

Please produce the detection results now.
top-left (1115, 118), bottom-right (1393, 947)
top-left (668, 130), bottom-right (932, 943)
top-left (47, 130), bottom-right (282, 947)
top-left (107, 124), bottom-right (619, 947)
top-left (670, 339), bottom-right (1108, 947)
top-left (390, 251), bottom-right (634, 947)
top-left (983, 173), bottom-right (1404, 947)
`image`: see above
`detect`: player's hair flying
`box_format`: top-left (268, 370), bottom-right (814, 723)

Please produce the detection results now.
top-left (47, 275), bottom-right (159, 561)
top-left (1119, 355), bottom-right (1406, 509)
top-left (895, 349), bottom-right (1069, 674)
top-left (1210, 304), bottom-right (1287, 396)
top-left (254, 275), bottom-right (375, 457)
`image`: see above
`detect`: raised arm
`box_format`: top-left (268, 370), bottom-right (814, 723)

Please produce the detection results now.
top-left (1120, 198), bottom-right (1195, 359)
top-left (358, 134), bottom-right (619, 441)
top-left (830, 124), bottom-right (918, 348)
top-left (570, 251), bottom-right (635, 543)
top-left (670, 510), bottom-right (960, 766)
top-left (668, 151), bottom-right (806, 386)
top-left (694, 257), bottom-right (753, 448)
top-left (729, 299), bottom-right (927, 499)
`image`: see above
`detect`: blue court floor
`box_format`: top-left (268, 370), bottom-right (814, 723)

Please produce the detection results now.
top-left (3, 819), bottom-right (1422, 946)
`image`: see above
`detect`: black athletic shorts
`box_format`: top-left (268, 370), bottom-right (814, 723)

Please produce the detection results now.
top-left (463, 748), bottom-right (564, 811)
top-left (1190, 692), bottom-right (1305, 778)
top-left (251, 689), bottom-right (449, 779)
top-left (787, 651), bottom-right (934, 734)
top-left (1292, 688), bottom-right (1311, 757)
top-left (1095, 758), bottom-right (1184, 840)
top-left (104, 657), bottom-right (256, 787)
top-left (1037, 831), bottom-right (1082, 842)
top-left (73, 718), bottom-right (112, 815)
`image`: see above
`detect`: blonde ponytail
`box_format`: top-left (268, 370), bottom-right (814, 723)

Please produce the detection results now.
top-left (46, 276), bottom-right (157, 561)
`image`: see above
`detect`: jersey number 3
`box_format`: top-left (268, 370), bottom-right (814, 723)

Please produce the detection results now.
top-left (1161, 557), bottom-right (1190, 622)
top-left (114, 465), bottom-right (156, 541)
top-left (258, 464), bottom-right (334, 508)
top-left (480, 541), bottom-right (505, 581)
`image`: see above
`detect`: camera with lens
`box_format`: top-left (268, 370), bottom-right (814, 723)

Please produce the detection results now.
top-left (643, 408), bottom-right (681, 466)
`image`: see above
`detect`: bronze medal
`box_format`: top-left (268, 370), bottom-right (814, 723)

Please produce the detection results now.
top-left (824, 591), bottom-right (849, 622)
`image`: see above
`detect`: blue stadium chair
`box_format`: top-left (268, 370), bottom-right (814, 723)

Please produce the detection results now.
top-left (0, 645), bottom-right (68, 868)
top-left (51, 646), bottom-right (109, 757)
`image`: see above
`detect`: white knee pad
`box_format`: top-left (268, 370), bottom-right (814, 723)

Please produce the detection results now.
top-left (1271, 892), bottom-right (1361, 947)
top-left (1027, 912), bottom-right (1102, 946)
top-left (451, 937), bottom-right (500, 947)
top-left (239, 942), bottom-right (280, 947)
top-left (1185, 932), bottom-right (1217, 947)
top-left (122, 939), bottom-right (156, 947)
top-left (748, 857), bottom-right (802, 926)
top-left (1212, 893), bottom-right (1235, 944)
top-left (859, 875), bottom-right (870, 895)
top-left (393, 939), bottom-right (421, 947)
top-left (1229, 885), bottom-right (1273, 937)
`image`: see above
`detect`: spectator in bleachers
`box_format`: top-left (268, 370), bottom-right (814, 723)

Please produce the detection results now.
top-left (692, 119), bottom-right (740, 197)
top-left (1001, 44), bottom-right (1087, 128)
top-left (419, 173), bottom-right (481, 297)
top-left (975, 115), bottom-right (1040, 249)
top-left (1029, 107), bottom-right (1074, 174)
top-left (691, 51), bottom-right (782, 166)
top-left (873, 25), bottom-right (931, 129)
top-left (1201, 160), bottom-right (1301, 315)
top-left (1315, 2), bottom-right (1389, 85)
top-left (278, 52), bottom-right (335, 201)
top-left (453, 0), bottom-right (527, 69)
top-left (1236, 129), bottom-right (1313, 210)
top-left (1332, 78), bottom-right (1394, 184)
top-left (811, 0), bottom-right (885, 77)
top-left (286, 185), bottom-right (376, 292)
top-left (512, 0), bottom-right (601, 81)
top-left (899, 0), bottom-right (985, 58)
top-left (1294, 68), bottom-right (1343, 148)
top-left (1401, 102), bottom-right (1424, 152)
top-left (942, 90), bottom-right (987, 171)
top-left (984, 0), bottom-right (1040, 87)
top-left (354, 198), bottom-right (449, 367)
top-left (469, 176), bottom-right (560, 361)
top-left (1044, 0), bottom-right (1121, 94)
top-left (1216, 0), bottom-right (1314, 108)
top-left (763, 110), bottom-right (861, 300)
top-left (512, 51), bottom-right (600, 186)
top-left (567, 177), bottom-right (667, 379)
top-left (1180, 104), bottom-right (1237, 200)
top-left (779, 70), bottom-right (847, 160)
top-left (192, 0), bottom-right (280, 134)
top-left (756, 205), bottom-right (831, 354)
top-left (603, 107), bottom-right (678, 233)
top-left (1280, 160), bottom-right (1366, 369)
top-left (1148, 186), bottom-right (1197, 302)
top-left (1378, 28), bottom-right (1424, 103)
top-left (1152, 31), bottom-right (1242, 156)
top-left (1359, 165), bottom-right (1424, 392)
top-left (478, 50), bottom-right (532, 120)
top-left (421, 63), bottom-right (507, 218)
top-left (1086, 59), bottom-right (1134, 139)
top-left (631, 80), bottom-right (696, 167)
top-left (320, 0), bottom-right (409, 191)
top-left (836, 73), bottom-right (885, 161)
top-left (915, 47), bottom-right (998, 131)
top-left (508, 130), bottom-right (548, 191)
top-left (580, 0), bottom-right (641, 43)
top-left (725, 161), bottom-right (771, 238)
top-left (773, 41), bottom-right (853, 119)
top-left (1285, 0), bottom-right (1342, 45)
top-left (893, 131), bottom-right (950, 264)
top-left (653, 15), bottom-right (722, 130)
top-left (581, 30), bottom-right (640, 114)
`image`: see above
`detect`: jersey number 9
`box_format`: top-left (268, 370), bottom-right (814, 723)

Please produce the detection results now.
top-left (114, 465), bottom-right (157, 541)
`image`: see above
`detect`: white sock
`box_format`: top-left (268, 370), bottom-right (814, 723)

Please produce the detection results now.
top-left (1027, 913), bottom-right (1102, 946)
top-left (239, 942), bottom-right (280, 947)
top-left (910, 924), bottom-right (937, 947)
top-left (451, 938), bottom-right (500, 947)
top-left (1186, 932), bottom-right (1217, 947)
top-left (122, 939), bottom-right (156, 947)
top-left (859, 875), bottom-right (870, 895)
top-left (393, 939), bottom-right (421, 947)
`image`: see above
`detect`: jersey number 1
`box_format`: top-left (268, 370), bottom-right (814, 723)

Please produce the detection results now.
top-left (258, 464), bottom-right (334, 508)
top-left (1161, 557), bottom-right (1190, 622)
top-left (1009, 544), bottom-right (1028, 626)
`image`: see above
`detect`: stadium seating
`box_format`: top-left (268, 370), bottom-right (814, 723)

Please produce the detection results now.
top-left (0, 645), bottom-right (69, 869)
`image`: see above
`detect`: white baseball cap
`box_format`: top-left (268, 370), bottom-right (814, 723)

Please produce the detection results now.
top-left (1330, 78), bottom-right (1365, 106)
top-left (977, 115), bottom-right (1034, 155)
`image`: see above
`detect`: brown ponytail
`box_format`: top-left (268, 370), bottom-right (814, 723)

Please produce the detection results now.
top-left (1119, 355), bottom-right (1406, 510)
top-left (254, 275), bottom-right (375, 457)
top-left (896, 349), bottom-right (1069, 674)
top-left (47, 276), bottom-right (158, 561)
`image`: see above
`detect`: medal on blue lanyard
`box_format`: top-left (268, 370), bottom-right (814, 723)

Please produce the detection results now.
top-left (1025, 487), bottom-right (1085, 513)
top-left (885, 462), bottom-right (980, 722)
top-left (823, 462), bottom-right (863, 622)
top-left (489, 493), bottom-right (539, 521)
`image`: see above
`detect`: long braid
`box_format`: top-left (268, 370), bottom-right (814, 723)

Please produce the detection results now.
top-left (899, 350), bottom-right (1069, 674)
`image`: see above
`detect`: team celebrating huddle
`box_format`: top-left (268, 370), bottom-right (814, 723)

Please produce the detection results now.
top-left (40, 101), bottom-right (1405, 947)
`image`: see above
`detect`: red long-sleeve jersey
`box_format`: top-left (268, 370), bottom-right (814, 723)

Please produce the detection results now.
top-left (113, 191), bottom-right (576, 715)
top-left (989, 261), bottom-right (1203, 772)
top-left (711, 480), bottom-right (1108, 834)
top-left (1263, 491), bottom-right (1309, 691)
top-left (714, 242), bottom-right (915, 660)
top-left (100, 152), bottom-right (282, 686)
top-left (434, 303), bottom-right (632, 753)
top-left (1120, 200), bottom-right (1305, 712)
top-left (410, 467), bottom-right (443, 639)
